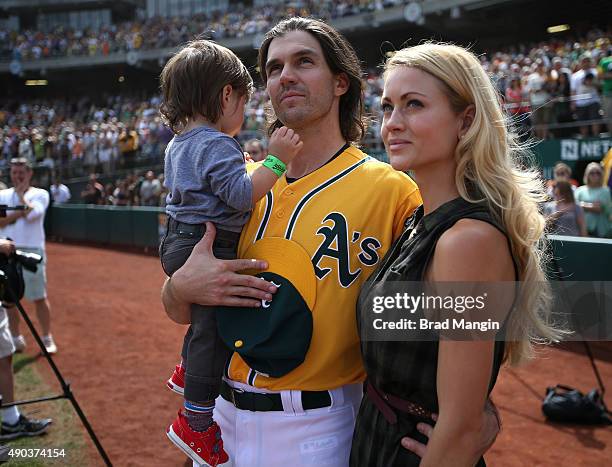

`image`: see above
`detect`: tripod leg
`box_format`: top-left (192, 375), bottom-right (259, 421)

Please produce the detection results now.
top-left (8, 293), bottom-right (112, 466)
top-left (582, 340), bottom-right (609, 412)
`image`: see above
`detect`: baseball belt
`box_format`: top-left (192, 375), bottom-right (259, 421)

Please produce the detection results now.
top-left (220, 380), bottom-right (332, 412)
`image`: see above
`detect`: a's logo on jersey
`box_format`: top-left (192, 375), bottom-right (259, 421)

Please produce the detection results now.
top-left (312, 212), bottom-right (382, 288)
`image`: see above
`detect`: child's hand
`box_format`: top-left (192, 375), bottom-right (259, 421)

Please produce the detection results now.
top-left (267, 126), bottom-right (303, 165)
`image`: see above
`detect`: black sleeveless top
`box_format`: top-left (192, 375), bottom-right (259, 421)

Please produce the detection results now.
top-left (350, 197), bottom-right (515, 467)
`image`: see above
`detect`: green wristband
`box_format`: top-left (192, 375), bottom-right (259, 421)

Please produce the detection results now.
top-left (263, 154), bottom-right (287, 178)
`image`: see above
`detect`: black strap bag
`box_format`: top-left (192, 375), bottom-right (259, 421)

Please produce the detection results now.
top-left (542, 384), bottom-right (612, 425)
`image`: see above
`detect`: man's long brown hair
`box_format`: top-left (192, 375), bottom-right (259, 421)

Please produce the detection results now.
top-left (258, 18), bottom-right (367, 144)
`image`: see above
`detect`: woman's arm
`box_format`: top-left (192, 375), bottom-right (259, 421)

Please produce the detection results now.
top-left (579, 201), bottom-right (602, 213)
top-left (421, 340), bottom-right (494, 467)
top-left (419, 219), bottom-right (515, 467)
top-left (575, 189), bottom-right (602, 213)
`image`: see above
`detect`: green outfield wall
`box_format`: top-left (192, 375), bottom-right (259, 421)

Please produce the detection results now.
top-left (47, 204), bottom-right (165, 250)
top-left (548, 234), bottom-right (612, 281)
top-left (46, 205), bottom-right (611, 281)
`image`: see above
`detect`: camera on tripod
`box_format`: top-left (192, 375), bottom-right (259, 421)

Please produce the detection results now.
top-left (0, 204), bottom-right (43, 302)
top-left (11, 249), bottom-right (43, 272)
top-left (0, 249), bottom-right (42, 303)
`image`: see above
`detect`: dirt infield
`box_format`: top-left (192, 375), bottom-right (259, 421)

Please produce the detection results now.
top-left (23, 242), bottom-right (611, 466)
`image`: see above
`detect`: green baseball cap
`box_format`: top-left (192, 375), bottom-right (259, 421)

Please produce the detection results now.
top-left (216, 238), bottom-right (316, 378)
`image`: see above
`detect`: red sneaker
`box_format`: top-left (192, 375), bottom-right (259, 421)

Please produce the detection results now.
top-left (166, 364), bottom-right (185, 395)
top-left (167, 410), bottom-right (229, 466)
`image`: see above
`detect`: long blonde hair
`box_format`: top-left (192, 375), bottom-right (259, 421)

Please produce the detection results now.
top-left (385, 43), bottom-right (563, 365)
top-left (583, 162), bottom-right (604, 186)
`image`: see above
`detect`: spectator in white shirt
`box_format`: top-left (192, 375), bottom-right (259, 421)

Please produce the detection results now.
top-left (571, 54), bottom-right (599, 103)
top-left (50, 177), bottom-right (71, 204)
top-left (527, 62), bottom-right (553, 139)
top-left (575, 72), bottom-right (602, 136)
top-left (0, 158), bottom-right (57, 354)
top-left (139, 170), bottom-right (161, 206)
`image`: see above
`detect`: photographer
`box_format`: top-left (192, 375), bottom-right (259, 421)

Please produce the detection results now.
top-left (0, 238), bottom-right (52, 440)
top-left (0, 158), bottom-right (57, 354)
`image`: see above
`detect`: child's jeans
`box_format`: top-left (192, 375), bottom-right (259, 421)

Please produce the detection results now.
top-left (160, 217), bottom-right (240, 402)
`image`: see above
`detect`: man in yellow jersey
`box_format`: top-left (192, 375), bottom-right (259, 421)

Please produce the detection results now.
top-left (162, 18), bottom-right (496, 466)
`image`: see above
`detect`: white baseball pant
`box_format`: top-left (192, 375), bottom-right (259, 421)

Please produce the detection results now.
top-left (194, 379), bottom-right (363, 467)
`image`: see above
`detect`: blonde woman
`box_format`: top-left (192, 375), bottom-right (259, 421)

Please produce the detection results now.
top-left (351, 43), bottom-right (561, 466)
top-left (575, 162), bottom-right (611, 238)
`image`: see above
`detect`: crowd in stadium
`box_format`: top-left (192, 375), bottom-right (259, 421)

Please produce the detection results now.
top-left (0, 27), bottom-right (610, 237)
top-left (2, 30), bottom-right (611, 166)
top-left (0, 95), bottom-right (173, 175)
top-left (0, 0), bottom-right (398, 62)
top-left (1, 32), bottom-right (610, 168)
top-left (75, 170), bottom-right (168, 207)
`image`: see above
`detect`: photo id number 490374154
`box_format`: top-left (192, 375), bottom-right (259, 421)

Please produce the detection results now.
top-left (4, 448), bottom-right (66, 459)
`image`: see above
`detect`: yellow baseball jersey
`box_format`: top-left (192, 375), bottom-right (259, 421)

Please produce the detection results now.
top-left (227, 145), bottom-right (421, 390)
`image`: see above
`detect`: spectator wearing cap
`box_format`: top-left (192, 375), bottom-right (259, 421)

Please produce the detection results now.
top-left (575, 162), bottom-right (611, 238)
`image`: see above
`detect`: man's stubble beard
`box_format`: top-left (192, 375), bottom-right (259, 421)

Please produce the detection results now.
top-left (274, 94), bottom-right (335, 133)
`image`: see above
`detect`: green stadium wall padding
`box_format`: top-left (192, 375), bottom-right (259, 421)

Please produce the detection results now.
top-left (109, 207), bottom-right (135, 245)
top-left (131, 207), bottom-right (164, 248)
top-left (548, 235), bottom-right (612, 281)
top-left (85, 205), bottom-right (112, 243)
top-left (47, 206), bottom-right (611, 283)
top-left (47, 204), bottom-right (164, 249)
top-left (50, 204), bottom-right (88, 240)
